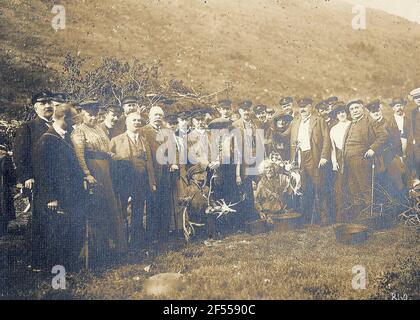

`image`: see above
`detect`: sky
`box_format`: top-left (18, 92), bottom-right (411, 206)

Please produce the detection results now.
top-left (343, 0), bottom-right (420, 24)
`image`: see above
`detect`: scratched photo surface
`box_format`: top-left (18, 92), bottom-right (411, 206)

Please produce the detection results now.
top-left (0, 0), bottom-right (419, 300)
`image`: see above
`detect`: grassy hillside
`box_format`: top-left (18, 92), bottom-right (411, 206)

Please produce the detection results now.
top-left (1, 0), bottom-right (420, 107)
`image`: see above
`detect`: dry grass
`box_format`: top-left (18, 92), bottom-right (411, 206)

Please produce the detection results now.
top-left (4, 224), bottom-right (412, 300)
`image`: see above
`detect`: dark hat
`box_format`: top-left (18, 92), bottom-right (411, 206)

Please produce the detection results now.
top-left (273, 111), bottom-right (293, 123)
top-left (161, 98), bottom-right (176, 106)
top-left (31, 91), bottom-right (54, 105)
top-left (365, 100), bottom-right (381, 112)
top-left (328, 101), bottom-right (347, 118)
top-left (208, 118), bottom-right (233, 130)
top-left (51, 92), bottom-right (67, 103)
top-left (315, 100), bottom-right (328, 110)
top-left (238, 100), bottom-right (253, 110)
top-left (165, 113), bottom-right (178, 124)
top-left (253, 104), bottom-right (267, 114)
top-left (217, 99), bottom-right (232, 108)
top-left (346, 99), bottom-right (364, 111)
top-left (297, 98), bottom-right (313, 108)
top-left (279, 97), bottom-right (293, 106)
top-left (122, 96), bottom-right (140, 105)
top-left (325, 96), bottom-right (339, 105)
top-left (389, 98), bottom-right (407, 108)
top-left (79, 99), bottom-right (101, 112)
top-left (104, 104), bottom-right (123, 114)
top-left (191, 109), bottom-right (207, 119)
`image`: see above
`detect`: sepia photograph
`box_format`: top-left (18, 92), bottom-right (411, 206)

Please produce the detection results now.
top-left (0, 0), bottom-right (419, 304)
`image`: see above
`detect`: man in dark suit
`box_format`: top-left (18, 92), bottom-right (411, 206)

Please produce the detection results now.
top-left (13, 91), bottom-right (55, 269)
top-left (289, 98), bottom-right (331, 225)
top-left (36, 104), bottom-right (87, 271)
top-left (110, 112), bottom-right (156, 249)
top-left (98, 104), bottom-right (122, 139)
top-left (113, 96), bottom-right (144, 137)
top-left (366, 100), bottom-right (405, 202)
top-left (140, 105), bottom-right (178, 245)
top-left (342, 99), bottom-right (388, 219)
top-left (408, 88), bottom-right (420, 182)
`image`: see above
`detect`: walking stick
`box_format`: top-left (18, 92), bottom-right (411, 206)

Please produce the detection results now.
top-left (85, 218), bottom-right (89, 270)
top-left (370, 158), bottom-right (375, 217)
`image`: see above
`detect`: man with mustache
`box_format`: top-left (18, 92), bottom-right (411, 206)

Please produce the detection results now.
top-left (289, 98), bottom-right (331, 225)
top-left (366, 100), bottom-right (405, 204)
top-left (342, 99), bottom-right (387, 220)
top-left (140, 105), bottom-right (179, 246)
top-left (408, 88), bottom-right (420, 182)
top-left (14, 91), bottom-right (56, 269)
top-left (390, 98), bottom-right (415, 182)
top-left (232, 100), bottom-right (262, 229)
top-left (36, 104), bottom-right (87, 271)
top-left (110, 112), bottom-right (156, 250)
top-left (113, 96), bottom-right (144, 137)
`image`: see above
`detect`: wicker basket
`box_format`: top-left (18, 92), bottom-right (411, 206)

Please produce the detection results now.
top-left (334, 224), bottom-right (369, 245)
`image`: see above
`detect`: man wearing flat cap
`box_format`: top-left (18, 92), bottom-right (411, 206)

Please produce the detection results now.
top-left (342, 99), bottom-right (388, 219)
top-left (366, 100), bottom-right (405, 203)
top-left (113, 96), bottom-right (143, 137)
top-left (316, 98), bottom-right (337, 129)
top-left (51, 93), bottom-right (67, 107)
top-left (14, 91), bottom-right (55, 269)
top-left (98, 104), bottom-right (123, 140)
top-left (278, 97), bottom-right (294, 117)
top-left (288, 98), bottom-right (331, 225)
top-left (216, 99), bottom-right (233, 120)
top-left (408, 88), bottom-right (420, 180)
top-left (390, 98), bottom-right (415, 181)
top-left (231, 100), bottom-right (262, 228)
top-left (254, 104), bottom-right (272, 154)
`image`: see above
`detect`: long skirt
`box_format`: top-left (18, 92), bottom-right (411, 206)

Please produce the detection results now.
top-left (85, 158), bottom-right (127, 267)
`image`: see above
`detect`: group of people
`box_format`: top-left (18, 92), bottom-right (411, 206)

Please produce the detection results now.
top-left (1, 87), bottom-right (419, 271)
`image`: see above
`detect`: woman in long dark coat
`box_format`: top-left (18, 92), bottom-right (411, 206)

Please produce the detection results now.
top-left (71, 102), bottom-right (127, 268)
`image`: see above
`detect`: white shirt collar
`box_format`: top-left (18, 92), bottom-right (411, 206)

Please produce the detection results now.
top-left (52, 123), bottom-right (67, 139)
